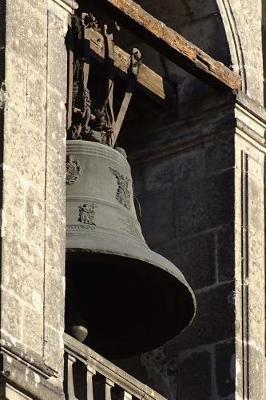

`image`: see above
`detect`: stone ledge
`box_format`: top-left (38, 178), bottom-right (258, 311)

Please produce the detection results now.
top-left (0, 336), bottom-right (58, 379)
top-left (236, 92), bottom-right (266, 146)
top-left (51, 0), bottom-right (78, 13)
top-left (0, 352), bottom-right (64, 400)
top-left (0, 383), bottom-right (34, 400)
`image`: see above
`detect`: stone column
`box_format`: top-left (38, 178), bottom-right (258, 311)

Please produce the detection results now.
top-left (235, 93), bottom-right (266, 400)
top-left (0, 0), bottom-right (77, 399)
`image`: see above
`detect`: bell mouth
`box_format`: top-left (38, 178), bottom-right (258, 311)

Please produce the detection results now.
top-left (65, 251), bottom-right (195, 359)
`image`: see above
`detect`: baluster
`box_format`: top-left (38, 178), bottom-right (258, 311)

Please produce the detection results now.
top-left (105, 378), bottom-right (115, 400)
top-left (86, 365), bottom-right (96, 400)
top-left (123, 392), bottom-right (132, 400)
top-left (67, 354), bottom-right (78, 400)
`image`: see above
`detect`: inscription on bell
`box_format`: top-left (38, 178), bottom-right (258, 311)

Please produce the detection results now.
top-left (109, 167), bottom-right (131, 210)
top-left (78, 203), bottom-right (97, 228)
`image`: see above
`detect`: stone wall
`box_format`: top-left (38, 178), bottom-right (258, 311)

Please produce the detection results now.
top-left (121, 101), bottom-right (236, 400)
top-left (234, 94), bottom-right (266, 400)
top-left (117, 1), bottom-right (266, 399)
top-left (0, 0), bottom-right (72, 398)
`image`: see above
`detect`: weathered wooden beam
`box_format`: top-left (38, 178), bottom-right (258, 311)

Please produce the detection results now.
top-left (88, 28), bottom-right (175, 104)
top-left (93, 0), bottom-right (242, 91)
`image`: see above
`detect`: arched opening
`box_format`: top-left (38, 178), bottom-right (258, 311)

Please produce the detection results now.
top-left (66, 1), bottom-right (237, 398)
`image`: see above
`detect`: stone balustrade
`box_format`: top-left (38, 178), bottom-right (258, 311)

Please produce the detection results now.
top-left (64, 333), bottom-right (167, 400)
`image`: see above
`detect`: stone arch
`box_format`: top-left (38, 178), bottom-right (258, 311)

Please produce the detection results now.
top-left (216, 0), bottom-right (264, 104)
top-left (216, 0), bottom-right (246, 92)
top-left (134, 1), bottom-right (264, 104)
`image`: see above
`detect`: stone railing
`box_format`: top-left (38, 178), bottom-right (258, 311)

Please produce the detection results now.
top-left (64, 334), bottom-right (167, 400)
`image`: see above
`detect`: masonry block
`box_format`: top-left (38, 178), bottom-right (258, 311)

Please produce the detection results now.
top-left (0, 0), bottom-right (70, 394)
top-left (158, 231), bottom-right (216, 290)
top-left (177, 350), bottom-right (212, 400)
top-left (216, 340), bottom-right (235, 398)
top-left (139, 188), bottom-right (175, 246)
top-left (166, 282), bottom-right (235, 352)
top-left (174, 170), bottom-right (234, 237)
top-left (216, 224), bottom-right (234, 282)
top-left (7, 1), bottom-right (47, 73)
top-left (22, 306), bottom-right (43, 355)
top-left (1, 294), bottom-right (23, 342)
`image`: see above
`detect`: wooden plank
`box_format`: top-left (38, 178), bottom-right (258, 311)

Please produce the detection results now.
top-left (94, 0), bottom-right (242, 91)
top-left (88, 28), bottom-right (174, 104)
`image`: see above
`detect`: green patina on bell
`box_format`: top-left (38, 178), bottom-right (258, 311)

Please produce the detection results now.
top-left (65, 140), bottom-right (196, 359)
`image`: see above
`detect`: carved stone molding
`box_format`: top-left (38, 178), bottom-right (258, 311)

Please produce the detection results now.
top-left (216, 0), bottom-right (247, 92)
top-left (235, 93), bottom-right (266, 400)
top-left (236, 93), bottom-right (266, 149)
top-left (52, 0), bottom-right (78, 13)
top-left (0, 348), bottom-right (64, 400)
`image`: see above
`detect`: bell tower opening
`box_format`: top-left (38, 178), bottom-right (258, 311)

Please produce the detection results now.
top-left (64, 0), bottom-right (239, 385)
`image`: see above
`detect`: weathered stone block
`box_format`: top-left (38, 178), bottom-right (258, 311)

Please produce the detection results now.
top-left (23, 306), bottom-right (43, 355)
top-left (139, 158), bottom-right (175, 193)
top-left (1, 293), bottom-right (23, 341)
top-left (174, 170), bottom-right (234, 237)
top-left (7, 1), bottom-right (47, 72)
top-left (177, 350), bottom-right (212, 400)
top-left (166, 282), bottom-right (235, 352)
top-left (47, 10), bottom-right (68, 95)
top-left (216, 224), bottom-right (234, 282)
top-left (45, 215), bottom-right (65, 267)
top-left (139, 188), bottom-right (175, 246)
top-left (4, 112), bottom-right (46, 186)
top-left (4, 256), bottom-right (43, 307)
top-left (157, 232), bottom-right (216, 290)
top-left (46, 146), bottom-right (66, 210)
top-left (204, 133), bottom-right (234, 173)
top-left (45, 263), bottom-right (64, 328)
top-left (47, 88), bottom-right (66, 153)
top-left (26, 0), bottom-right (47, 13)
top-left (247, 345), bottom-right (264, 399)
top-left (139, 149), bottom-right (206, 193)
top-left (43, 325), bottom-right (63, 372)
top-left (5, 52), bottom-right (27, 117)
top-left (26, 66), bottom-right (46, 128)
top-left (25, 186), bottom-right (45, 248)
top-left (1, 168), bottom-right (25, 217)
top-left (216, 340), bottom-right (235, 397)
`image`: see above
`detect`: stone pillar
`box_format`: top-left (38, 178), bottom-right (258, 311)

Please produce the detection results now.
top-left (0, 0), bottom-right (77, 398)
top-left (235, 93), bottom-right (266, 399)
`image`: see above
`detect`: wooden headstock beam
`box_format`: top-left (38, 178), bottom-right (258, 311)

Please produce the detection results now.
top-left (92, 0), bottom-right (241, 91)
top-left (88, 28), bottom-right (175, 105)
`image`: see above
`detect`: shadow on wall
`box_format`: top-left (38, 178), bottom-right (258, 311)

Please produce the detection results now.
top-left (115, 1), bottom-right (237, 399)
top-left (118, 90), bottom-right (236, 400)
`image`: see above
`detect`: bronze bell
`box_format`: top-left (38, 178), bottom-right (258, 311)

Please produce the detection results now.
top-left (65, 140), bottom-right (196, 359)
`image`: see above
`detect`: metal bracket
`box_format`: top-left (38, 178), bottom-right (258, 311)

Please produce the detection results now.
top-left (67, 12), bottom-right (141, 147)
top-left (112, 48), bottom-right (142, 145)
